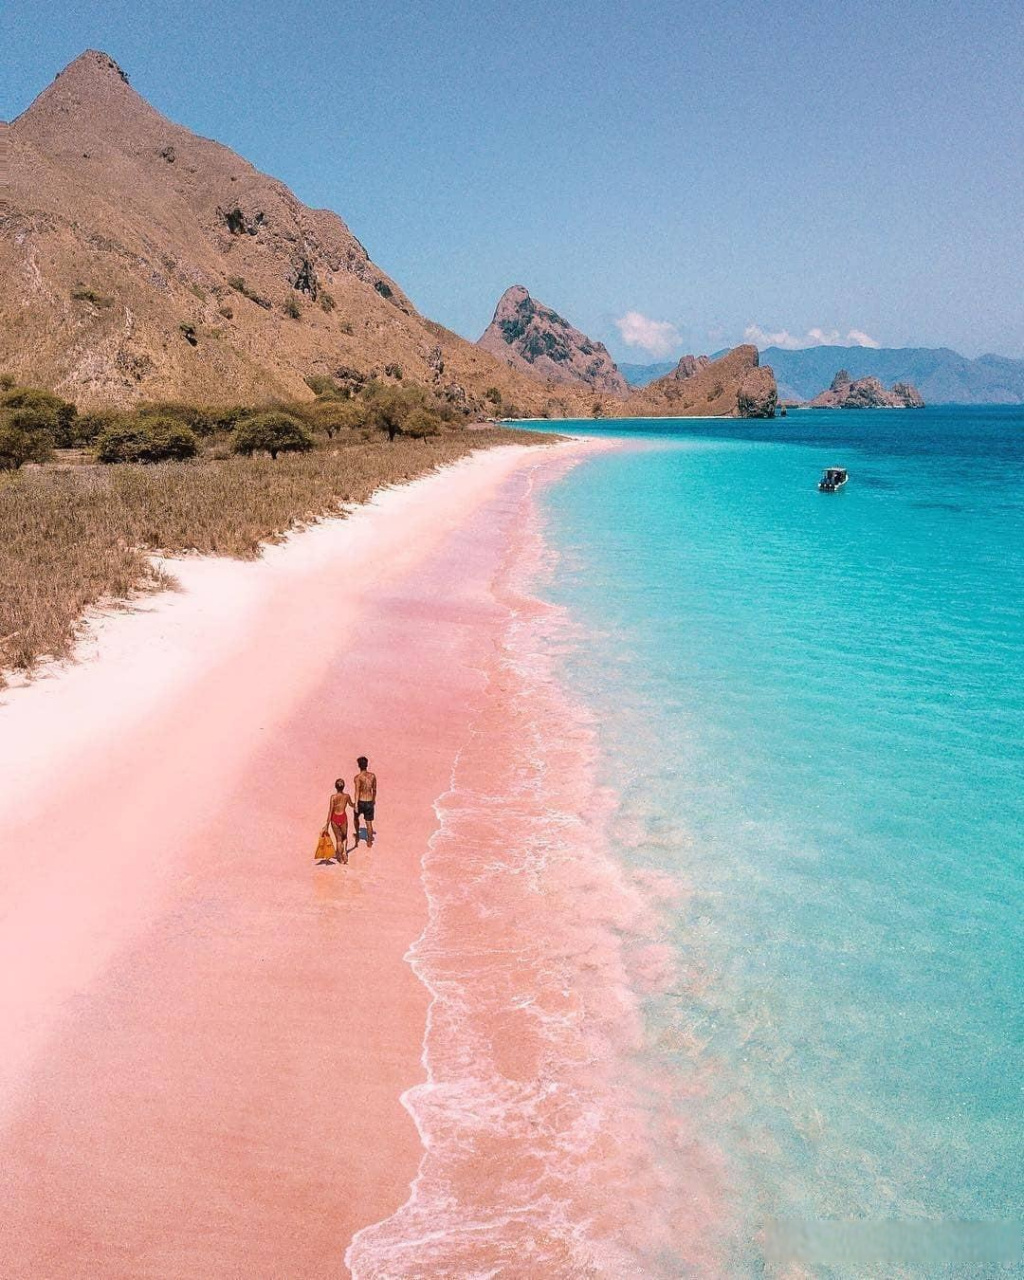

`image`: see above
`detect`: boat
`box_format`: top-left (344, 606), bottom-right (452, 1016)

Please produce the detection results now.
top-left (818, 466), bottom-right (848, 492)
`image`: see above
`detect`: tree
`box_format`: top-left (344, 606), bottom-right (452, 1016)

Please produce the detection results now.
top-left (0, 387), bottom-right (78, 447)
top-left (360, 384), bottom-right (433, 441)
top-left (403, 407), bottom-right (442, 438)
top-left (0, 415), bottom-right (55, 469)
top-left (96, 419), bottom-right (199, 463)
top-left (307, 399), bottom-right (365, 439)
top-left (231, 412), bottom-right (315, 460)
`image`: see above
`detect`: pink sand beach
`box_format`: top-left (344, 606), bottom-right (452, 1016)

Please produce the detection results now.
top-left (0, 437), bottom-right (715, 1276)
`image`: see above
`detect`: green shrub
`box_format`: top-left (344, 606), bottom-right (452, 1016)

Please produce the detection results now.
top-left (304, 374), bottom-right (338, 397)
top-left (227, 276), bottom-right (272, 309)
top-left (231, 412), bottom-right (315, 460)
top-left (179, 322), bottom-right (198, 346)
top-left (384, 363), bottom-right (403, 380)
top-left (319, 292), bottom-right (336, 313)
top-left (96, 419), bottom-right (199, 464)
top-left (0, 415), bottom-right (55, 469)
top-left (283, 298), bottom-right (302, 320)
top-left (75, 409), bottom-right (127, 445)
top-left (218, 305), bottom-right (234, 319)
top-left (338, 319), bottom-right (354, 335)
top-left (70, 287), bottom-right (113, 308)
top-left (484, 386), bottom-right (503, 407)
top-left (0, 387), bottom-right (78, 447)
top-left (136, 401), bottom-right (216, 437)
top-left (403, 407), bottom-right (442, 438)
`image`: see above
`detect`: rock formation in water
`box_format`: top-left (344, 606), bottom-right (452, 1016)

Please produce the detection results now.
top-left (809, 370), bottom-right (925, 408)
top-left (477, 286), bottom-right (629, 395)
top-left (629, 345), bottom-right (777, 418)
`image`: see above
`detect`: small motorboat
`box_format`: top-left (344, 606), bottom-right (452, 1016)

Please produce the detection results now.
top-left (818, 466), bottom-right (848, 492)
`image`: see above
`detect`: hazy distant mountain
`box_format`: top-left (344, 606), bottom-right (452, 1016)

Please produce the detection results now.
top-left (622, 347), bottom-right (1024, 403)
top-left (765, 346), bottom-right (1024, 404)
top-left (478, 286), bottom-right (629, 395)
top-left (619, 361), bottom-right (676, 386)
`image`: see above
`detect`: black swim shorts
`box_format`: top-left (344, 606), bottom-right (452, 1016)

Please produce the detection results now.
top-left (357, 801), bottom-right (376, 821)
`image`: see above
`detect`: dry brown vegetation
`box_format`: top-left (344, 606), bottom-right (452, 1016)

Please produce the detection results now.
top-left (0, 428), bottom-right (549, 682)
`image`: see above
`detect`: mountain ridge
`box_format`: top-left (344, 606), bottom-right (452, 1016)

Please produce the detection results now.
top-left (2, 51), bottom-right (773, 419)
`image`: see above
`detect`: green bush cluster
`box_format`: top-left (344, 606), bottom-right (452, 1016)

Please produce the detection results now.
top-left (96, 419), bottom-right (199, 463)
top-left (0, 386), bottom-right (81, 464)
top-left (0, 366), bottom-right (460, 472)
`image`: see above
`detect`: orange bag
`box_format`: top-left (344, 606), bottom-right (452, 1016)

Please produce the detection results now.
top-left (314, 831), bottom-right (335, 862)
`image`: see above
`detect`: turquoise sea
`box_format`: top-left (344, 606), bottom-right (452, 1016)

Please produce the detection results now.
top-left (534, 407), bottom-right (1023, 1271)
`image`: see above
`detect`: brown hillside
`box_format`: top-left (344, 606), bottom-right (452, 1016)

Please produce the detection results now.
top-left (0, 52), bottom-right (584, 413)
top-left (1, 52), bottom-right (774, 419)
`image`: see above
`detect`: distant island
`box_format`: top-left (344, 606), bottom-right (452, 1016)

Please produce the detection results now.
top-left (808, 370), bottom-right (924, 409)
top-left (621, 346), bottom-right (1024, 404)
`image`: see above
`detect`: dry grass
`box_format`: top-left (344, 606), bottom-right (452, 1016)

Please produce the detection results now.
top-left (0, 428), bottom-right (550, 680)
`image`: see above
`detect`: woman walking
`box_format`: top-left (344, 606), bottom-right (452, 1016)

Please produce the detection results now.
top-left (323, 779), bottom-right (355, 864)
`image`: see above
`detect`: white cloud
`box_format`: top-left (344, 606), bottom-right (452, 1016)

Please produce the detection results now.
top-left (615, 311), bottom-right (682, 359)
top-left (744, 324), bottom-right (881, 351)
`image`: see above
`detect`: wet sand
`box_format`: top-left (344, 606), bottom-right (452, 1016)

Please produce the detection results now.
top-left (0, 441), bottom-right (592, 1278)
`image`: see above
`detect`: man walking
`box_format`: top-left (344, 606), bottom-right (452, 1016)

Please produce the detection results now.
top-left (354, 756), bottom-right (377, 848)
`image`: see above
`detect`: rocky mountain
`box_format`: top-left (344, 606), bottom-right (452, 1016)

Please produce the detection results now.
top-left (477, 286), bottom-right (629, 395)
top-left (763, 345), bottom-right (1024, 405)
top-left (0, 51), bottom-right (579, 413)
top-left (628, 345), bottom-right (777, 418)
top-left (1, 51), bottom-right (774, 420)
top-left (809, 370), bottom-right (925, 409)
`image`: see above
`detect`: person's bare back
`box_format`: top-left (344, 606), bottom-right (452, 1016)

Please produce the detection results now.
top-left (354, 757), bottom-right (377, 847)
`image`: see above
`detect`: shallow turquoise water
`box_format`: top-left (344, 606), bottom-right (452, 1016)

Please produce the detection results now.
top-left (536, 408), bottom-right (1023, 1269)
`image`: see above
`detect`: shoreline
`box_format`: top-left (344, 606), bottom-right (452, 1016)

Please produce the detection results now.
top-left (0, 439), bottom-right (600, 1276)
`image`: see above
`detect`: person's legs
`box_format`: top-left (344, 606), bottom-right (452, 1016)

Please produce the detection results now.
top-left (365, 815), bottom-right (374, 847)
top-left (332, 819), bottom-right (348, 864)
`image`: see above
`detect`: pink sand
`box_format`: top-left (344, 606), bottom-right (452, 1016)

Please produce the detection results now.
top-left (0, 441), bottom-right (593, 1277)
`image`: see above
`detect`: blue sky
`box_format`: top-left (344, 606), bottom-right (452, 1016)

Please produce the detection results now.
top-left (3, 0), bottom-right (1022, 360)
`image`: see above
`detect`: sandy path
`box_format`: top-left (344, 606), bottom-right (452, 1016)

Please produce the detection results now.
top-left (0, 441), bottom-right (586, 1278)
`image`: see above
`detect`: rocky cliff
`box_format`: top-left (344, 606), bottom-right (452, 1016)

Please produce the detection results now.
top-left (809, 370), bottom-right (925, 409)
top-left (0, 52), bottom-right (577, 413)
top-left (477, 286), bottom-right (629, 395)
